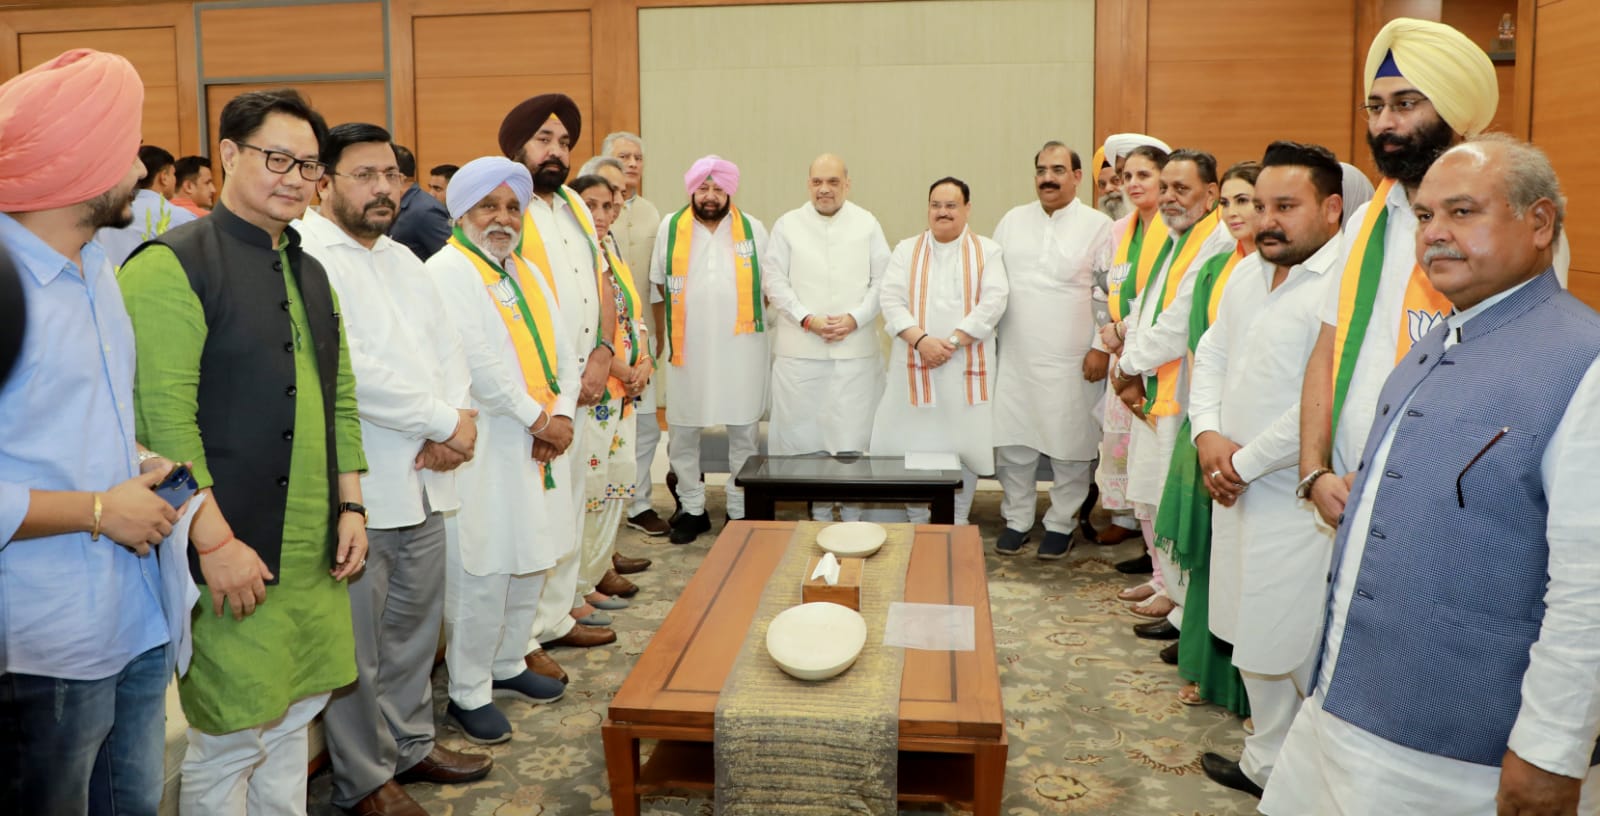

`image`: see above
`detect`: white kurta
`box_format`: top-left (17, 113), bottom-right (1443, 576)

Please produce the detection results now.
top-left (425, 244), bottom-right (578, 575)
top-left (649, 210), bottom-right (770, 427)
top-left (1119, 219), bottom-right (1235, 508)
top-left (1188, 240), bottom-right (1338, 671)
top-left (991, 199), bottom-right (1115, 461)
top-left (526, 192), bottom-right (601, 371)
top-left (1265, 281), bottom-right (1600, 814)
top-left (871, 229), bottom-right (1009, 475)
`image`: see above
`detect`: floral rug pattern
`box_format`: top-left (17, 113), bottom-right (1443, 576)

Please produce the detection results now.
top-left (308, 489), bottom-right (1260, 815)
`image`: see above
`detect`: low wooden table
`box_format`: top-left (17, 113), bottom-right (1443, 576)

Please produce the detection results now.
top-left (733, 454), bottom-right (965, 524)
top-left (603, 521), bottom-right (1006, 815)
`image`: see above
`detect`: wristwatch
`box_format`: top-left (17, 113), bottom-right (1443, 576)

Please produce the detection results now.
top-left (1295, 468), bottom-right (1334, 500)
top-left (947, 334), bottom-right (961, 347)
top-left (338, 501), bottom-right (368, 522)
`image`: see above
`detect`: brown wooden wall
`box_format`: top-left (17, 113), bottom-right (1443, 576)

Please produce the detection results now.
top-left (1, 0), bottom-right (1591, 301)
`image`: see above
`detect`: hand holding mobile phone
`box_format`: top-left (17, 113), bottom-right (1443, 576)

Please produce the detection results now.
top-left (153, 464), bottom-right (198, 509)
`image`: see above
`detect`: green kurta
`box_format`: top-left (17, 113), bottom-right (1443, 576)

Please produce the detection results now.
top-left (1151, 250), bottom-right (1249, 717)
top-left (120, 241), bottom-right (366, 734)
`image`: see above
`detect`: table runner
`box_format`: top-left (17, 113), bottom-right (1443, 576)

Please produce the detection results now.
top-left (713, 522), bottom-right (913, 815)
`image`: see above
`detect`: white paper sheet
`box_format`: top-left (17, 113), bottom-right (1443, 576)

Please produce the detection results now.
top-left (157, 493), bottom-right (206, 677)
top-left (903, 451), bottom-right (962, 471)
top-left (883, 602), bottom-right (975, 651)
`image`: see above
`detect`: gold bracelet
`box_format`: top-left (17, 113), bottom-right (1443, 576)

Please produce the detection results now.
top-left (90, 493), bottom-right (103, 540)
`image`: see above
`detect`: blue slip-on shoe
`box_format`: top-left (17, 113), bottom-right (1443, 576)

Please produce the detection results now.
top-left (1037, 530), bottom-right (1074, 560)
top-left (576, 611), bottom-right (612, 627)
top-left (491, 670), bottom-right (566, 705)
top-left (446, 700), bottom-right (512, 745)
top-left (995, 527), bottom-right (1028, 556)
top-left (591, 595), bottom-right (630, 611)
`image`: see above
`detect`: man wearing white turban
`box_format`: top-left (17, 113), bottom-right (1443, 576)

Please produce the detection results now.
top-left (425, 156), bottom-right (578, 745)
top-left (650, 155), bottom-right (770, 544)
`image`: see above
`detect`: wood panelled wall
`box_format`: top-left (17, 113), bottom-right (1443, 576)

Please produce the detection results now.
top-left (1528, 0), bottom-right (1598, 299)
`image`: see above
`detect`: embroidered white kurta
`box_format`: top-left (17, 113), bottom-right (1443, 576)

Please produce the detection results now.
top-left (426, 244), bottom-right (578, 575)
top-left (991, 199), bottom-right (1115, 461)
top-left (1189, 241), bottom-right (1337, 668)
top-left (649, 211), bottom-right (770, 428)
top-left (871, 229), bottom-right (1009, 475)
top-left (296, 210), bottom-right (469, 529)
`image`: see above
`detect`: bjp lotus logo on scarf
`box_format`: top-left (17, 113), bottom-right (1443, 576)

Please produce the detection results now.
top-left (1408, 308), bottom-right (1445, 344)
top-left (734, 239), bottom-right (755, 258)
top-left (492, 279), bottom-right (518, 309)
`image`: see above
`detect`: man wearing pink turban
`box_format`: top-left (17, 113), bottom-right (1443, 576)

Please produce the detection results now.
top-left (649, 155), bottom-right (770, 544)
top-left (0, 48), bottom-right (186, 816)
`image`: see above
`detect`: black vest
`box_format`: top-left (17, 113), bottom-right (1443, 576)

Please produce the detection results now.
top-left (130, 203), bottom-right (342, 584)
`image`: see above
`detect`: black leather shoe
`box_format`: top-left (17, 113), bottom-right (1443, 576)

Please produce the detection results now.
top-left (669, 511), bottom-right (711, 545)
top-left (1159, 642), bottom-right (1179, 664)
top-left (1201, 752), bottom-right (1263, 798)
top-left (1115, 553), bottom-right (1154, 574)
top-left (1133, 619), bottom-right (1179, 640)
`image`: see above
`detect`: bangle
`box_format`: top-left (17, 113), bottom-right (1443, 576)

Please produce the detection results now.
top-left (90, 493), bottom-right (103, 540)
top-left (530, 412), bottom-right (552, 436)
top-left (801, 315), bottom-right (813, 330)
top-left (596, 338), bottom-right (615, 355)
top-left (196, 535), bottom-right (235, 556)
top-left (137, 450), bottom-right (162, 464)
top-left (912, 333), bottom-right (928, 351)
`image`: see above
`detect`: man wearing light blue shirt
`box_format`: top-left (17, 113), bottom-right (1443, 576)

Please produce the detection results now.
top-left (0, 49), bottom-right (183, 816)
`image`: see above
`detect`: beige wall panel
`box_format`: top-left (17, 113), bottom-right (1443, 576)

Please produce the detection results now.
top-left (19, 27), bottom-right (182, 156)
top-left (1530, 0), bottom-right (1598, 297)
top-left (639, 0), bottom-right (1095, 244)
top-left (1148, 58), bottom-right (1355, 168)
top-left (413, 11), bottom-right (590, 79)
top-left (201, 2), bottom-right (384, 77)
top-left (413, 74), bottom-right (595, 178)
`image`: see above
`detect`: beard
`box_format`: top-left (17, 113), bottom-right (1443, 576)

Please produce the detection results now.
top-left (532, 160), bottom-right (568, 194)
top-left (1098, 191), bottom-right (1129, 220)
top-left (463, 221), bottom-right (519, 263)
top-left (82, 184), bottom-right (138, 230)
top-left (1160, 203), bottom-right (1203, 233)
top-left (693, 198), bottom-right (730, 223)
top-left (1368, 116), bottom-right (1454, 186)
top-left (330, 193), bottom-right (396, 241)
top-left (1257, 227), bottom-right (1333, 268)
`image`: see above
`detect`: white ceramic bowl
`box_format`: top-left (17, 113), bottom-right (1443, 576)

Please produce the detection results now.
top-left (816, 521), bottom-right (887, 558)
top-left (765, 602), bottom-right (868, 681)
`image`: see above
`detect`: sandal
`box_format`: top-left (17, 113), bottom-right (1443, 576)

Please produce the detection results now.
top-left (1117, 580), bottom-right (1157, 603)
top-left (1177, 683), bottom-right (1205, 706)
top-left (1130, 588), bottom-right (1174, 619)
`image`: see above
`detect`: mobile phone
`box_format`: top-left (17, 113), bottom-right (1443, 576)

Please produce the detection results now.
top-left (153, 464), bottom-right (198, 509)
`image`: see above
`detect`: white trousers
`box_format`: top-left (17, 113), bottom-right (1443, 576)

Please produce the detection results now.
top-left (994, 445), bottom-right (1093, 535)
top-left (905, 468), bottom-right (978, 526)
top-left (628, 383), bottom-right (662, 517)
top-left (772, 355), bottom-right (880, 522)
top-left (1239, 651), bottom-right (1314, 787)
top-left (667, 422), bottom-right (760, 517)
top-left (178, 692), bottom-right (330, 816)
top-left (576, 500), bottom-right (625, 601)
top-left (444, 513), bottom-right (548, 709)
top-left (528, 438), bottom-right (588, 644)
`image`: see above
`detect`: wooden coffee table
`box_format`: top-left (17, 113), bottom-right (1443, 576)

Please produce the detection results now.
top-left (602, 521), bottom-right (1006, 815)
top-left (734, 454), bottom-right (966, 523)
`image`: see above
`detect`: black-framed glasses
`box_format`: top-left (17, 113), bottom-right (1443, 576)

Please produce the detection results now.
top-left (234, 141), bottom-right (326, 180)
top-left (1359, 96), bottom-right (1432, 120)
top-left (331, 170), bottom-right (407, 187)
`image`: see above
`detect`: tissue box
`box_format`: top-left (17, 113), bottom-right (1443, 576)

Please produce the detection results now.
top-left (802, 555), bottom-right (862, 611)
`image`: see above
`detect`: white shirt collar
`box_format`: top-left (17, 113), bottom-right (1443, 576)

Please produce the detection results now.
top-left (297, 208), bottom-right (398, 255)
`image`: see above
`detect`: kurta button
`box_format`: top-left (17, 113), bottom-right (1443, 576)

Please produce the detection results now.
top-left (1419, 354), bottom-right (1428, 364)
top-left (1384, 470), bottom-right (1401, 478)
top-left (285, 386), bottom-right (297, 397)
top-left (1356, 589), bottom-right (1373, 600)
top-left (1371, 529), bottom-right (1386, 540)
top-left (276, 476), bottom-right (289, 487)
top-left (284, 341), bottom-right (294, 352)
top-left (282, 429), bottom-right (293, 440)
top-left (273, 261), bottom-right (283, 271)
top-left (281, 300), bottom-right (291, 311)
top-left (1381, 404), bottom-right (1390, 415)
top-left (1406, 409), bottom-right (1423, 417)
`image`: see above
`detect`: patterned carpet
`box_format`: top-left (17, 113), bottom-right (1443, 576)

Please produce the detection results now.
top-left (308, 487), bottom-right (1261, 815)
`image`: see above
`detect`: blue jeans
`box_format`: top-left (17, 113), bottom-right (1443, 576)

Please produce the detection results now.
top-left (0, 645), bottom-right (168, 816)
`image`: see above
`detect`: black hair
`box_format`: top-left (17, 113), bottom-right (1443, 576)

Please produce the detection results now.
top-left (321, 123), bottom-right (393, 173)
top-left (1034, 140), bottom-right (1081, 171)
top-left (430, 163), bottom-right (459, 180)
top-left (1125, 144), bottom-right (1170, 170)
top-left (172, 155), bottom-right (211, 188)
top-left (137, 145), bottom-right (175, 189)
top-left (569, 174), bottom-right (615, 196)
top-left (1167, 148), bottom-right (1220, 186)
top-left (218, 89), bottom-right (328, 152)
top-left (1260, 140), bottom-right (1343, 200)
top-left (1220, 160), bottom-right (1261, 187)
top-left (928, 176), bottom-right (970, 204)
top-left (392, 145), bottom-right (416, 179)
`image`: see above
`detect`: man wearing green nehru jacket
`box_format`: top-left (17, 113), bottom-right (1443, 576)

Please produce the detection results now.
top-left (119, 88), bottom-right (369, 815)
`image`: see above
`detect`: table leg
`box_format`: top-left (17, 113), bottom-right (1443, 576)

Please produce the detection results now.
top-left (931, 489), bottom-right (956, 525)
top-left (744, 487), bottom-right (777, 521)
top-left (601, 722), bottom-right (641, 816)
top-left (972, 740), bottom-right (1007, 816)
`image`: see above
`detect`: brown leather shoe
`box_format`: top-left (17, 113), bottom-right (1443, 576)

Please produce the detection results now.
top-left (545, 622), bottom-right (617, 648)
top-left (596, 568), bottom-right (639, 598)
top-left (394, 744), bottom-right (493, 785)
top-left (626, 509), bottom-right (671, 536)
top-left (613, 552), bottom-right (651, 574)
top-left (346, 780), bottom-right (427, 816)
top-left (525, 648), bottom-right (569, 685)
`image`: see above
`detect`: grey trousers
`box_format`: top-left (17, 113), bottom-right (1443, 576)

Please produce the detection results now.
top-left (323, 509), bottom-right (446, 807)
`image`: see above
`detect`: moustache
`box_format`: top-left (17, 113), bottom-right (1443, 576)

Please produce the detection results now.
top-left (365, 196), bottom-right (396, 212)
top-left (1423, 245), bottom-right (1467, 264)
top-left (1038, 182), bottom-right (1060, 191)
top-left (538, 160), bottom-right (566, 172)
top-left (483, 225), bottom-right (517, 239)
top-left (1256, 230), bottom-right (1288, 245)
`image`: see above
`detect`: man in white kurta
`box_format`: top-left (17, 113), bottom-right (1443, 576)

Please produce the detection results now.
top-left (1187, 147), bottom-right (1347, 797)
top-left (499, 93), bottom-right (618, 651)
top-left (763, 154), bottom-right (890, 521)
top-left (872, 178), bottom-right (1008, 525)
top-left (1108, 152), bottom-right (1234, 634)
top-left (295, 129), bottom-right (490, 808)
top-left (650, 156), bottom-right (770, 544)
top-left (427, 158), bottom-right (578, 744)
top-left (991, 142), bottom-right (1114, 558)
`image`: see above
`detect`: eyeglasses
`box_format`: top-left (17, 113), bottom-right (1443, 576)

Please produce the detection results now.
top-left (1359, 96), bottom-right (1431, 120)
top-left (234, 142), bottom-right (326, 180)
top-left (332, 170), bottom-right (407, 187)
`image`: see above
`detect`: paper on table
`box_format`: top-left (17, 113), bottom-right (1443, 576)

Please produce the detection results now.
top-left (883, 602), bottom-right (975, 651)
top-left (809, 551), bottom-right (841, 585)
top-left (903, 451), bottom-right (961, 471)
